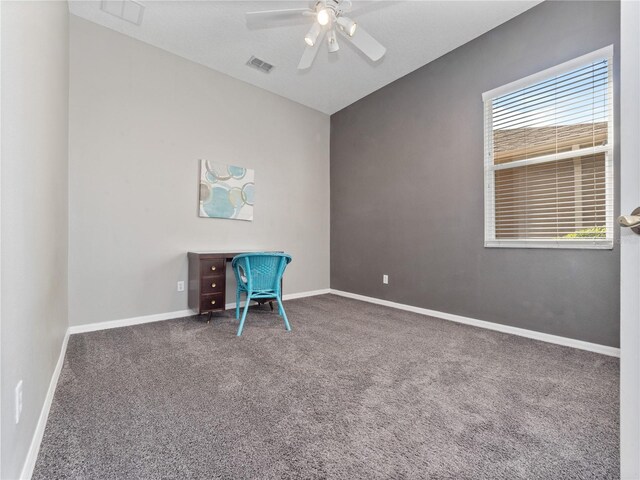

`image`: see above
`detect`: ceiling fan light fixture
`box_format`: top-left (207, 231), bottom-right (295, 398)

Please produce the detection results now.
top-left (327, 29), bottom-right (339, 53)
top-left (304, 22), bottom-right (322, 46)
top-left (316, 8), bottom-right (330, 26)
top-left (337, 16), bottom-right (357, 37)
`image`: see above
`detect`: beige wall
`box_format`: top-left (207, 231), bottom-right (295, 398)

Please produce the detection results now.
top-left (1, 2), bottom-right (70, 478)
top-left (68, 16), bottom-right (330, 327)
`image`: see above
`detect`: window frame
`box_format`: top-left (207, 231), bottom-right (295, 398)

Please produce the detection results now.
top-left (483, 46), bottom-right (614, 250)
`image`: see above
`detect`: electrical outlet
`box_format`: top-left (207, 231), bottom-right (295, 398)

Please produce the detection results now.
top-left (15, 380), bottom-right (23, 424)
top-left (177, 281), bottom-right (185, 292)
top-left (383, 274), bottom-right (389, 285)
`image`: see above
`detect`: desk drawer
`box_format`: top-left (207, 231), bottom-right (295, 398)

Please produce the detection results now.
top-left (200, 293), bottom-right (224, 312)
top-left (201, 275), bottom-right (225, 295)
top-left (201, 258), bottom-right (225, 276)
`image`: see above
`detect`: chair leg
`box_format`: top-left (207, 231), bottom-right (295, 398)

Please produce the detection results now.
top-left (237, 293), bottom-right (251, 336)
top-left (235, 290), bottom-right (240, 320)
top-left (276, 296), bottom-right (291, 331)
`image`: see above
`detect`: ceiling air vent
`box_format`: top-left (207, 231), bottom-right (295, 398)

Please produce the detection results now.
top-left (247, 56), bottom-right (274, 74)
top-left (100, 0), bottom-right (145, 26)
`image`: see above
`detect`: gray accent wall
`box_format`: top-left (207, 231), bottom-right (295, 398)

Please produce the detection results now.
top-left (330, 1), bottom-right (620, 347)
top-left (1, 2), bottom-right (70, 478)
top-left (68, 17), bottom-right (330, 327)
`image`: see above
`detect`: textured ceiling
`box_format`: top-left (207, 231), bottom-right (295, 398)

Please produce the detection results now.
top-left (68, 1), bottom-right (542, 115)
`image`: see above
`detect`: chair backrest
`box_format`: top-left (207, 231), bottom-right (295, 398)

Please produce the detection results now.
top-left (232, 253), bottom-right (292, 292)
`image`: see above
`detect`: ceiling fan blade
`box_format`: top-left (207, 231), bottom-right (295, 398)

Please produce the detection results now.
top-left (246, 8), bottom-right (313, 28)
top-left (298, 31), bottom-right (326, 70)
top-left (340, 25), bottom-right (386, 61)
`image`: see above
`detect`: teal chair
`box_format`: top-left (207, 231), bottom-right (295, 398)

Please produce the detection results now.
top-left (231, 253), bottom-right (292, 336)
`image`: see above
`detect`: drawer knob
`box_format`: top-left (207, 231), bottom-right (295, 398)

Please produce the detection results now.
top-left (211, 283), bottom-right (216, 288)
top-left (211, 266), bottom-right (216, 271)
top-left (211, 300), bottom-right (216, 305)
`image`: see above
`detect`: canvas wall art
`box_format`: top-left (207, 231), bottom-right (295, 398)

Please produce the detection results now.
top-left (199, 160), bottom-right (255, 221)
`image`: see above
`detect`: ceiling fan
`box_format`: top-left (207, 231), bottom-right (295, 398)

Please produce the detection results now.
top-left (246, 0), bottom-right (386, 70)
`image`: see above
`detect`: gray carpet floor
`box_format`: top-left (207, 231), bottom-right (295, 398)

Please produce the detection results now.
top-left (33, 294), bottom-right (619, 479)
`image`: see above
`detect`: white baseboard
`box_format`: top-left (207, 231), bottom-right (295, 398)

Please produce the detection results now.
top-left (284, 288), bottom-right (331, 300)
top-left (224, 288), bottom-right (332, 310)
top-left (330, 289), bottom-right (620, 357)
top-left (20, 329), bottom-right (70, 480)
top-left (68, 289), bottom-right (331, 335)
top-left (68, 309), bottom-right (195, 334)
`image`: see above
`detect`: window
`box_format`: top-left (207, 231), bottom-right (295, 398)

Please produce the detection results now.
top-left (483, 47), bottom-right (614, 249)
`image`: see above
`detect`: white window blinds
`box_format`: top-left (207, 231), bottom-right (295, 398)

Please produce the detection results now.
top-left (483, 46), bottom-right (614, 249)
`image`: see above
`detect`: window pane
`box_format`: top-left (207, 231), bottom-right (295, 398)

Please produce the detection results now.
top-left (494, 153), bottom-right (607, 239)
top-left (492, 60), bottom-right (609, 166)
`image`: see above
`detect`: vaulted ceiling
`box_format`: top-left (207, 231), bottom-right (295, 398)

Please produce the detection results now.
top-left (69, 1), bottom-right (542, 114)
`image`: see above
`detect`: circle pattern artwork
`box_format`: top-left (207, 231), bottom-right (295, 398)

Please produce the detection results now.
top-left (199, 160), bottom-right (255, 221)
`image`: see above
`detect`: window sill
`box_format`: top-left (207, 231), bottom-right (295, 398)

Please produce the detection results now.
top-left (484, 239), bottom-right (614, 250)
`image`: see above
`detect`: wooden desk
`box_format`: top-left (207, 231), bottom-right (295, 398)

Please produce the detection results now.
top-left (187, 251), bottom-right (279, 316)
